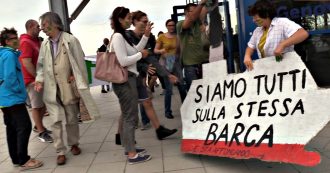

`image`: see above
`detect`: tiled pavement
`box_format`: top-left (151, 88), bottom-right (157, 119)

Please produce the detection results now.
top-left (1, 86), bottom-right (330, 173)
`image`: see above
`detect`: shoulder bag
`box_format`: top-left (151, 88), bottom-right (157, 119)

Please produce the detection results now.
top-left (94, 36), bottom-right (128, 83)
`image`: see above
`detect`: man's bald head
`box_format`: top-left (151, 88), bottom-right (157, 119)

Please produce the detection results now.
top-left (25, 19), bottom-right (40, 38)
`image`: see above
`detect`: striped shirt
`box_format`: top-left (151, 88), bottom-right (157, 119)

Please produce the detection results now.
top-left (248, 17), bottom-right (302, 58)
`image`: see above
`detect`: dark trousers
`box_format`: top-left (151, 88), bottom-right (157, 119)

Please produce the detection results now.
top-left (1, 103), bottom-right (32, 165)
top-left (177, 83), bottom-right (187, 103)
top-left (158, 75), bottom-right (166, 89)
top-left (164, 77), bottom-right (187, 116)
top-left (184, 62), bottom-right (209, 92)
top-left (184, 65), bottom-right (203, 92)
top-left (163, 77), bottom-right (173, 116)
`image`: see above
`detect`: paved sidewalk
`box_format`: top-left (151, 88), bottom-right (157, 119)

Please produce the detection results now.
top-left (1, 86), bottom-right (330, 173)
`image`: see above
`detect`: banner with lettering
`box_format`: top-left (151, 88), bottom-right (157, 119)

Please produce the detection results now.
top-left (181, 52), bottom-right (330, 166)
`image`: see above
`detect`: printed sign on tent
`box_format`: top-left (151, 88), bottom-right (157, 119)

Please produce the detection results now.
top-left (180, 52), bottom-right (330, 166)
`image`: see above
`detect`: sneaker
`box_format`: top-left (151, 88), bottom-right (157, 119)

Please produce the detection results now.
top-left (125, 148), bottom-right (146, 156)
top-left (128, 153), bottom-right (152, 165)
top-left (165, 114), bottom-right (174, 119)
top-left (140, 123), bottom-right (151, 131)
top-left (38, 131), bottom-right (53, 143)
top-left (33, 126), bottom-right (52, 134)
top-left (101, 89), bottom-right (107, 93)
top-left (156, 125), bottom-right (178, 140)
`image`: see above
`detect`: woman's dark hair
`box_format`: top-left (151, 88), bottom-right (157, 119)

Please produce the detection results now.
top-left (248, 0), bottom-right (276, 20)
top-left (157, 31), bottom-right (164, 37)
top-left (165, 19), bottom-right (175, 26)
top-left (103, 38), bottom-right (109, 45)
top-left (110, 6), bottom-right (133, 46)
top-left (165, 19), bottom-right (176, 34)
top-left (0, 27), bottom-right (17, 46)
top-left (132, 10), bottom-right (147, 26)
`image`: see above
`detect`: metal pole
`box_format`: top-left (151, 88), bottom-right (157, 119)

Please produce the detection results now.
top-left (48, 0), bottom-right (70, 32)
top-left (69, 0), bottom-right (90, 24)
top-left (235, 0), bottom-right (246, 72)
top-left (223, 0), bottom-right (235, 73)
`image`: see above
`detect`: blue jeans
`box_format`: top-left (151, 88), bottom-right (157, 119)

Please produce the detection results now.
top-left (177, 83), bottom-right (187, 103)
top-left (184, 65), bottom-right (203, 92)
top-left (164, 77), bottom-right (187, 116)
top-left (164, 77), bottom-right (173, 116)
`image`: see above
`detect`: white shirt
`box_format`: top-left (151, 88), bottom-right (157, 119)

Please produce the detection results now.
top-left (111, 33), bottom-right (148, 75)
top-left (248, 17), bottom-right (302, 58)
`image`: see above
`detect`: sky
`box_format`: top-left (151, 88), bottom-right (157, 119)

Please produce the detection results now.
top-left (0, 0), bottom-right (237, 55)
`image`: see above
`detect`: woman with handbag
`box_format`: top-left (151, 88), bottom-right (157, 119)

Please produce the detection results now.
top-left (110, 6), bottom-right (152, 164)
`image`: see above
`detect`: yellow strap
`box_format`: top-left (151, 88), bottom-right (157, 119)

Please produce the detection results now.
top-left (258, 28), bottom-right (269, 58)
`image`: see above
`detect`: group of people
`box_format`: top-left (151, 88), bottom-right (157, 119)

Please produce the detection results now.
top-left (0, 11), bottom-right (100, 170)
top-left (0, 0), bottom-right (309, 170)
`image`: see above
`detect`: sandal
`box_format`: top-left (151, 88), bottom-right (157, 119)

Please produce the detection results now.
top-left (20, 158), bottom-right (43, 171)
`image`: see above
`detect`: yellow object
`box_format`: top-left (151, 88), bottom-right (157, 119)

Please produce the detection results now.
top-left (258, 28), bottom-right (269, 58)
top-left (156, 34), bottom-right (177, 56)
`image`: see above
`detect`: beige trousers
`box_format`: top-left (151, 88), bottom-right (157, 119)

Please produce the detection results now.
top-left (52, 97), bottom-right (80, 155)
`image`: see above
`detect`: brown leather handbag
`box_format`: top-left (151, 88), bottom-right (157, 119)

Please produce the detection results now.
top-left (94, 50), bottom-right (128, 84)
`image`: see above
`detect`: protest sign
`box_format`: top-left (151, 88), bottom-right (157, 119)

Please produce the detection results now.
top-left (181, 52), bottom-right (330, 166)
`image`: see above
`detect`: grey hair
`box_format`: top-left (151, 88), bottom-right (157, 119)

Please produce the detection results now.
top-left (39, 12), bottom-right (64, 31)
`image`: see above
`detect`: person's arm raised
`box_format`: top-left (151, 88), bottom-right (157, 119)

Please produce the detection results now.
top-left (143, 21), bottom-right (154, 38)
top-left (182, 0), bottom-right (207, 30)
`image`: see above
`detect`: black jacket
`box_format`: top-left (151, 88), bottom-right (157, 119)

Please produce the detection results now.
top-left (125, 30), bottom-right (169, 78)
top-left (97, 44), bottom-right (107, 52)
